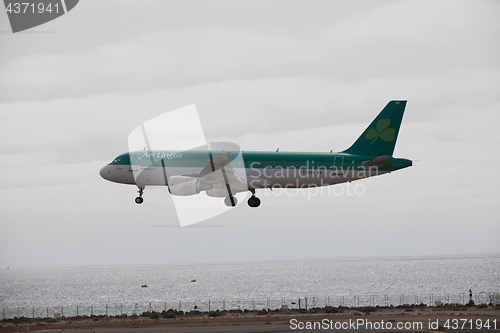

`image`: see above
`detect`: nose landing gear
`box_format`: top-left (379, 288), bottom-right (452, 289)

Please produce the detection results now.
top-left (135, 186), bottom-right (145, 204)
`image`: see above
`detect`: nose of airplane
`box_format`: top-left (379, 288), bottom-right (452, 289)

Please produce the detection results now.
top-left (100, 165), bottom-right (111, 181)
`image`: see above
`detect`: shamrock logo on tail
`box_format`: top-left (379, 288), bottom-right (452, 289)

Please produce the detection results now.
top-left (366, 119), bottom-right (395, 145)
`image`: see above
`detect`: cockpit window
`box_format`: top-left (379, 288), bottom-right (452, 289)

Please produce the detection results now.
top-left (112, 158), bottom-right (121, 164)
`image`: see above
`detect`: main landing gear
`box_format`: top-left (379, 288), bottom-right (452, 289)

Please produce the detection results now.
top-left (247, 195), bottom-right (261, 208)
top-left (224, 196), bottom-right (238, 207)
top-left (224, 195), bottom-right (261, 207)
top-left (247, 189), bottom-right (261, 208)
top-left (223, 189), bottom-right (262, 208)
top-left (135, 186), bottom-right (144, 204)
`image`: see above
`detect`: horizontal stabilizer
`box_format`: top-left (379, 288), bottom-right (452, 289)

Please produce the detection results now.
top-left (361, 156), bottom-right (391, 168)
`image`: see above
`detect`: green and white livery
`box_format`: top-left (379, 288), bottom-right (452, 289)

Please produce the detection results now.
top-left (100, 101), bottom-right (412, 208)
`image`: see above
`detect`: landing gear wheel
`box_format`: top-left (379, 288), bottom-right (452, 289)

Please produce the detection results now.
top-left (248, 196), bottom-right (261, 208)
top-left (135, 186), bottom-right (145, 204)
top-left (224, 196), bottom-right (238, 207)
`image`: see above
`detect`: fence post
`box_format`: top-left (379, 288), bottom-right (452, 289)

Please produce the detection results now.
top-left (61, 306), bottom-right (63, 317)
top-left (305, 297), bottom-right (308, 311)
top-left (149, 301), bottom-right (152, 313)
top-left (91, 304), bottom-right (93, 316)
top-left (32, 307), bottom-right (34, 321)
top-left (106, 304), bottom-right (108, 317)
top-left (76, 306), bottom-right (78, 317)
top-left (208, 300), bottom-right (210, 312)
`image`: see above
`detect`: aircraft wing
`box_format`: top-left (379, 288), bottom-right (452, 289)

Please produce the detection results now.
top-left (199, 153), bottom-right (231, 177)
top-left (180, 153), bottom-right (248, 205)
top-left (180, 152), bottom-right (234, 179)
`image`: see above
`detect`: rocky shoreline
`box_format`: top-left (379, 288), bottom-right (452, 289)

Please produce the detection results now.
top-left (1, 303), bottom-right (499, 332)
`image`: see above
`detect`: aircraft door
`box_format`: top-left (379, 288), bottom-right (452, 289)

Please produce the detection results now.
top-left (333, 156), bottom-right (344, 174)
top-left (129, 153), bottom-right (139, 171)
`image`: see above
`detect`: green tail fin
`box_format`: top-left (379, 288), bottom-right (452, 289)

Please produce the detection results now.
top-left (342, 100), bottom-right (407, 156)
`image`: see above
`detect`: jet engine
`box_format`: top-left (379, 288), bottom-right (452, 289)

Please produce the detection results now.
top-left (168, 176), bottom-right (212, 196)
top-left (206, 188), bottom-right (229, 198)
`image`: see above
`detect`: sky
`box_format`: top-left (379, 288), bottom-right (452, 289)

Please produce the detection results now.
top-left (0, 0), bottom-right (499, 269)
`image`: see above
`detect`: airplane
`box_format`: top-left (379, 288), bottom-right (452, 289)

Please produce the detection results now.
top-left (100, 100), bottom-right (412, 208)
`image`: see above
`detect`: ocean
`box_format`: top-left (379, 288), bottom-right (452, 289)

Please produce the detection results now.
top-left (1, 254), bottom-right (499, 318)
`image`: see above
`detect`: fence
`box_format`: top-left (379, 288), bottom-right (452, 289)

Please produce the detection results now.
top-left (2, 292), bottom-right (499, 320)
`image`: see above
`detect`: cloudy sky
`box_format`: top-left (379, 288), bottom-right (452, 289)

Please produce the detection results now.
top-left (0, 0), bottom-right (499, 269)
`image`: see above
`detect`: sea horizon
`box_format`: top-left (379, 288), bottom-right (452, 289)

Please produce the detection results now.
top-left (3, 251), bottom-right (500, 271)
